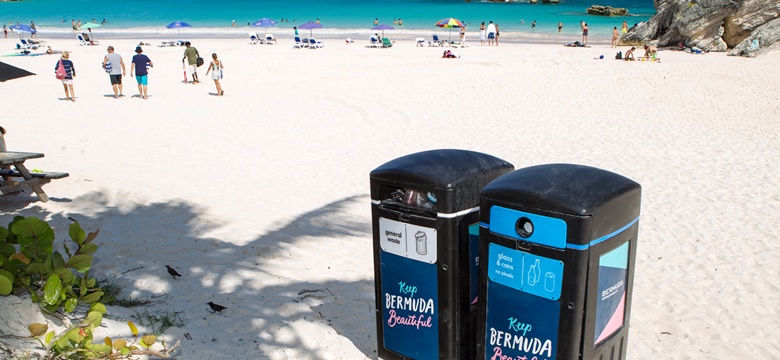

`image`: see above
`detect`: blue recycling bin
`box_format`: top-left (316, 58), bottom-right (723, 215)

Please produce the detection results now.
top-left (476, 164), bottom-right (641, 360)
top-left (370, 149), bottom-right (513, 359)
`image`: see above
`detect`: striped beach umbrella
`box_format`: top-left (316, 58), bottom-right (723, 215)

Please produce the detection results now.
top-left (434, 18), bottom-right (465, 41)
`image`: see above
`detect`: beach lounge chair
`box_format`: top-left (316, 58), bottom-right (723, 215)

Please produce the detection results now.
top-left (382, 38), bottom-right (393, 48)
top-left (77, 35), bottom-right (89, 46)
top-left (308, 38), bottom-right (323, 48)
top-left (369, 37), bottom-right (381, 48)
top-left (81, 33), bottom-right (99, 45)
top-left (19, 39), bottom-right (39, 50)
top-left (432, 34), bottom-right (443, 47)
top-left (293, 36), bottom-right (306, 48)
top-left (265, 34), bottom-right (277, 45)
top-left (249, 33), bottom-right (261, 45)
top-left (416, 38), bottom-right (427, 47)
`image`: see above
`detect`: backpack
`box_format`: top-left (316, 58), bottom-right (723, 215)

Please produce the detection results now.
top-left (56, 60), bottom-right (67, 80)
top-left (615, 51), bottom-right (623, 60)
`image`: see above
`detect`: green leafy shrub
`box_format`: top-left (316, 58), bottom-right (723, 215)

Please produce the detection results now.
top-left (0, 216), bottom-right (179, 359)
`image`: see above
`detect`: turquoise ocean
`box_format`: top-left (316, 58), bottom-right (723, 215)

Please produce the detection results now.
top-left (1, 0), bottom-right (655, 43)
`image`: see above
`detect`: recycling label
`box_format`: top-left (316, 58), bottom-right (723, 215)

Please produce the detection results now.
top-left (487, 243), bottom-right (563, 300)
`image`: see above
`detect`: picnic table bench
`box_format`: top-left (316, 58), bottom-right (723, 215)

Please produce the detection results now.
top-left (0, 151), bottom-right (69, 202)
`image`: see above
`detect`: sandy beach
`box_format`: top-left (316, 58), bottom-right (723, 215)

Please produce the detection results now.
top-left (1, 33), bottom-right (779, 359)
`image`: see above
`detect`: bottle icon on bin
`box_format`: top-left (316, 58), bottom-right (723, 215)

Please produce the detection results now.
top-left (415, 231), bottom-right (427, 255)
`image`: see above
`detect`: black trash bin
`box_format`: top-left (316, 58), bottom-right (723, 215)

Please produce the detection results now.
top-left (476, 164), bottom-right (641, 360)
top-left (370, 149), bottom-right (514, 360)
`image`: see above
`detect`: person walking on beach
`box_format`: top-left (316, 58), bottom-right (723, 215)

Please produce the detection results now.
top-left (486, 21), bottom-right (496, 46)
top-left (582, 22), bottom-right (589, 46)
top-left (30, 21), bottom-right (36, 38)
top-left (205, 53), bottom-right (224, 96)
top-left (494, 23), bottom-right (500, 46)
top-left (3, 25), bottom-right (7, 38)
top-left (103, 46), bottom-right (126, 98)
top-left (293, 26), bottom-right (298, 37)
top-left (130, 46), bottom-right (152, 99)
top-left (612, 26), bottom-right (619, 48)
top-left (479, 22), bottom-right (486, 45)
top-left (182, 41), bottom-right (199, 84)
top-left (55, 52), bottom-right (76, 102)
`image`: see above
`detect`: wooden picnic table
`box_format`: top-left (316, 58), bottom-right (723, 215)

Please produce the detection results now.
top-left (0, 151), bottom-right (69, 202)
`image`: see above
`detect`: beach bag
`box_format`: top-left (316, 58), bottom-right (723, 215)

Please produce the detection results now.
top-left (104, 60), bottom-right (112, 73)
top-left (55, 60), bottom-right (67, 80)
top-left (615, 51), bottom-right (623, 60)
top-left (196, 56), bottom-right (204, 67)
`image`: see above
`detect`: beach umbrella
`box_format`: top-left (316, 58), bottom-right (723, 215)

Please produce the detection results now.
top-left (370, 24), bottom-right (394, 38)
top-left (10, 24), bottom-right (35, 37)
top-left (251, 18), bottom-right (277, 35)
top-left (80, 22), bottom-right (101, 29)
top-left (298, 21), bottom-right (322, 37)
top-left (0, 61), bottom-right (36, 82)
top-left (434, 18), bottom-right (465, 42)
top-left (166, 20), bottom-right (192, 38)
top-left (80, 22), bottom-right (101, 42)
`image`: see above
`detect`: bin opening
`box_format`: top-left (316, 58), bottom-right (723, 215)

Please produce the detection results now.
top-left (378, 186), bottom-right (437, 218)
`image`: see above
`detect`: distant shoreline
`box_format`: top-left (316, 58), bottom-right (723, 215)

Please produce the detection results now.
top-left (18, 25), bottom-right (616, 45)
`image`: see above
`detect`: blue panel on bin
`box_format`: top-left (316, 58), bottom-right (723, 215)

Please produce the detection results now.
top-left (380, 251), bottom-right (439, 359)
top-left (484, 281), bottom-right (559, 360)
top-left (487, 243), bottom-right (563, 300)
top-left (488, 206), bottom-right (568, 249)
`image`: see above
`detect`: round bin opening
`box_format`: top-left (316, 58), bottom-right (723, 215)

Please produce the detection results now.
top-left (515, 217), bottom-right (534, 238)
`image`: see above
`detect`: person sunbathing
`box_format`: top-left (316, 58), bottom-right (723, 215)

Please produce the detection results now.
top-left (442, 50), bottom-right (457, 58)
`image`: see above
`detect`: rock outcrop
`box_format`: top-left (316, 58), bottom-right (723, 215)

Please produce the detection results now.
top-left (586, 5), bottom-right (629, 16)
top-left (541, 0), bottom-right (560, 3)
top-left (620, 0), bottom-right (780, 56)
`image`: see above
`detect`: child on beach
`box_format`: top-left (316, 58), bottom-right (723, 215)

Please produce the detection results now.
top-left (205, 53), bottom-right (224, 96)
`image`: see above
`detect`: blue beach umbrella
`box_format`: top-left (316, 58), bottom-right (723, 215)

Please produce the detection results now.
top-left (370, 24), bottom-right (394, 38)
top-left (298, 21), bottom-right (323, 37)
top-left (251, 18), bottom-right (277, 35)
top-left (10, 24), bottom-right (35, 37)
top-left (166, 20), bottom-right (192, 38)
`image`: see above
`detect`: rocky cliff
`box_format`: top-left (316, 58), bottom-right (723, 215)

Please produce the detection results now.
top-left (620, 0), bottom-right (780, 56)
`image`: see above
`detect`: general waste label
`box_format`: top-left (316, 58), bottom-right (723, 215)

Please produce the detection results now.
top-left (487, 243), bottom-right (563, 300)
top-left (379, 217), bottom-right (437, 264)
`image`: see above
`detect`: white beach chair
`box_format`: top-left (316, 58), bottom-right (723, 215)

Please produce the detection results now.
top-left (308, 38), bottom-right (324, 48)
top-left (369, 37), bottom-right (382, 48)
top-left (249, 33), bottom-right (261, 45)
top-left (77, 35), bottom-right (89, 46)
top-left (293, 36), bottom-right (306, 48)
top-left (265, 34), bottom-right (277, 45)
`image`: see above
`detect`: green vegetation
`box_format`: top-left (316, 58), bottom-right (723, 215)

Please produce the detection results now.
top-left (0, 216), bottom-right (179, 359)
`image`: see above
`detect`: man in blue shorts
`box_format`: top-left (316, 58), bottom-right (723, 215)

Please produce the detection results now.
top-left (486, 21), bottom-right (496, 46)
top-left (130, 46), bottom-right (153, 100)
top-left (103, 46), bottom-right (125, 98)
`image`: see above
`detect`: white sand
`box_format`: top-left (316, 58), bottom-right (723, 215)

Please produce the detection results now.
top-left (1, 35), bottom-right (779, 359)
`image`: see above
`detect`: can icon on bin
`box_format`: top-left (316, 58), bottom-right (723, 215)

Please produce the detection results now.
top-left (415, 231), bottom-right (428, 255)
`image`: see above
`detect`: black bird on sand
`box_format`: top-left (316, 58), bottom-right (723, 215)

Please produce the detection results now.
top-left (207, 302), bottom-right (227, 314)
top-left (165, 265), bottom-right (182, 279)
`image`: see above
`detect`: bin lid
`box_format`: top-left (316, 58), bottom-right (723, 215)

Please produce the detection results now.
top-left (481, 164), bottom-right (641, 241)
top-left (371, 149), bottom-right (514, 214)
